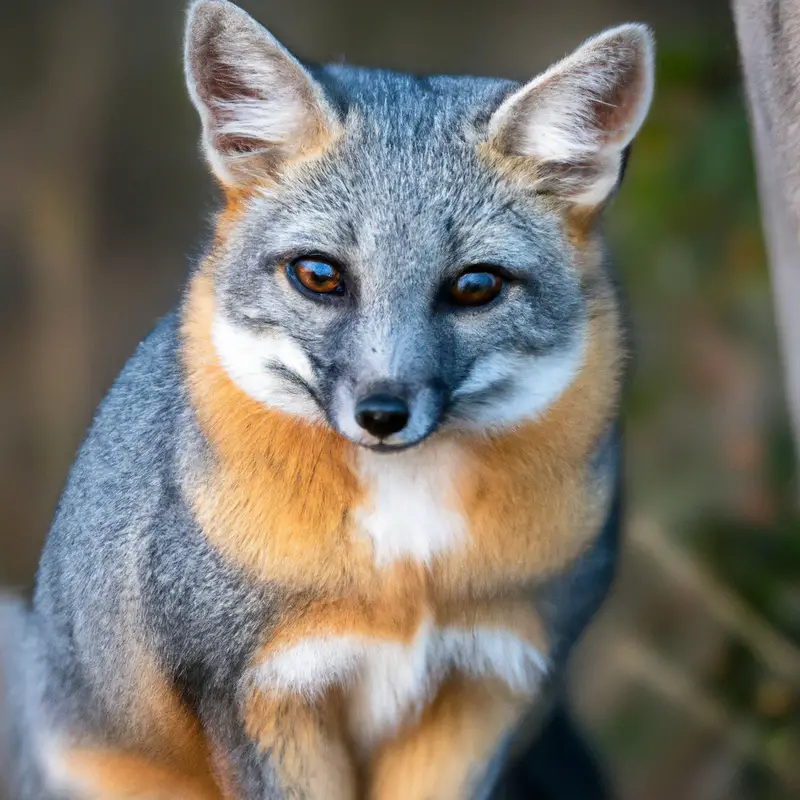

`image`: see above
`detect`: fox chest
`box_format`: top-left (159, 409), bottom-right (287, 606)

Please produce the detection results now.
top-left (247, 446), bottom-right (551, 749)
top-left (351, 442), bottom-right (469, 566)
top-left (250, 614), bottom-right (547, 754)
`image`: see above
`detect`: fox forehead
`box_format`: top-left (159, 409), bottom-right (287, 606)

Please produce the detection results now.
top-left (217, 66), bottom-right (570, 271)
top-left (310, 63), bottom-right (516, 144)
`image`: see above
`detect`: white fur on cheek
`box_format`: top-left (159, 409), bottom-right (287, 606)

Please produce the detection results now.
top-left (354, 442), bottom-right (468, 566)
top-left (211, 313), bottom-right (322, 421)
top-left (452, 335), bottom-right (585, 429)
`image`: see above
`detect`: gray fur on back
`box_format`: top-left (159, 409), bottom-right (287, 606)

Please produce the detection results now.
top-left (26, 315), bottom-right (281, 792)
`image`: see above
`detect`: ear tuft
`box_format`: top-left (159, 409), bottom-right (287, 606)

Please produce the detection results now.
top-left (184, 0), bottom-right (338, 187)
top-left (487, 24), bottom-right (654, 206)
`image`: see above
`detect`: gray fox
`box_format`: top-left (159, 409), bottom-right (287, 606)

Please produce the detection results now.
top-left (2, 1), bottom-right (653, 797)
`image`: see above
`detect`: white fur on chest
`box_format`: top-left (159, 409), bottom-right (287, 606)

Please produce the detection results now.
top-left (353, 442), bottom-right (467, 566)
top-left (250, 622), bottom-right (547, 754)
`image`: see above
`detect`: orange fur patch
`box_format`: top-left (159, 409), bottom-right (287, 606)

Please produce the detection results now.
top-left (182, 270), bottom-right (366, 592)
top-left (46, 647), bottom-right (228, 799)
top-left (244, 688), bottom-right (357, 799)
top-left (132, 653), bottom-right (215, 774)
top-left (435, 597), bottom-right (548, 651)
top-left (250, 586), bottom-right (547, 679)
top-left (367, 678), bottom-right (523, 800)
top-left (565, 205), bottom-right (604, 249)
top-left (263, 565), bottom-right (431, 653)
top-left (51, 747), bottom-right (223, 800)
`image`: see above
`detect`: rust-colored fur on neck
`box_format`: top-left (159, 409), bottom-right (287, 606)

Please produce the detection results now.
top-left (182, 266), bottom-right (365, 591)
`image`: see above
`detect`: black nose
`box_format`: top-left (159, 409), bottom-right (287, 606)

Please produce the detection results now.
top-left (354, 393), bottom-right (410, 438)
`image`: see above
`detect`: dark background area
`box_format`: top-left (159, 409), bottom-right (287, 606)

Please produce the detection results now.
top-left (1, 1), bottom-right (798, 798)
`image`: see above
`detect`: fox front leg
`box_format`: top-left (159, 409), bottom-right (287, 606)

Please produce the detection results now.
top-left (242, 689), bottom-right (357, 800)
top-left (366, 677), bottom-right (528, 800)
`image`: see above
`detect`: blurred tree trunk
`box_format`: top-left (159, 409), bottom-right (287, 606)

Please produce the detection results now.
top-left (731, 0), bottom-right (800, 472)
top-left (0, 2), bottom-right (118, 585)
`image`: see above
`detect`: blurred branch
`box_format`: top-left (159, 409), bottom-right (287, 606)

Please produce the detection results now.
top-left (630, 516), bottom-right (800, 689)
top-left (615, 640), bottom-right (800, 791)
top-left (615, 640), bottom-right (752, 753)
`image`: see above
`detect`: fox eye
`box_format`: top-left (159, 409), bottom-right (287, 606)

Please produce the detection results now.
top-left (287, 257), bottom-right (345, 296)
top-left (449, 268), bottom-right (505, 307)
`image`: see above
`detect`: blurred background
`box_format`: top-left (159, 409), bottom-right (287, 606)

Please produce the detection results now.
top-left (1, 0), bottom-right (798, 798)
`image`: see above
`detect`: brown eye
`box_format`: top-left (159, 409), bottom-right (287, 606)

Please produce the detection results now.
top-left (289, 258), bottom-right (345, 296)
top-left (449, 270), bottom-right (504, 307)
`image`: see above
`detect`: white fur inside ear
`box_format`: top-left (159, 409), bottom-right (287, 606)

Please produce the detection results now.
top-left (211, 313), bottom-right (323, 421)
top-left (205, 37), bottom-right (309, 140)
top-left (213, 61), bottom-right (310, 146)
top-left (488, 24), bottom-right (654, 204)
top-left (184, 0), bottom-right (332, 185)
top-left (568, 166), bottom-right (620, 207)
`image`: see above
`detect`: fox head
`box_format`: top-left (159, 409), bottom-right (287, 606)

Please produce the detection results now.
top-left (184, 0), bottom-right (653, 452)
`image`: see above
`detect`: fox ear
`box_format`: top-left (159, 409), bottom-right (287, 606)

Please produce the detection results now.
top-left (184, 0), bottom-right (339, 187)
top-left (487, 24), bottom-right (654, 206)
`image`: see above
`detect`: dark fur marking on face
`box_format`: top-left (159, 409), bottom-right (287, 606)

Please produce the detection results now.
top-left (230, 313), bottom-right (282, 334)
top-left (443, 376), bottom-right (521, 425)
top-left (263, 361), bottom-right (325, 411)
